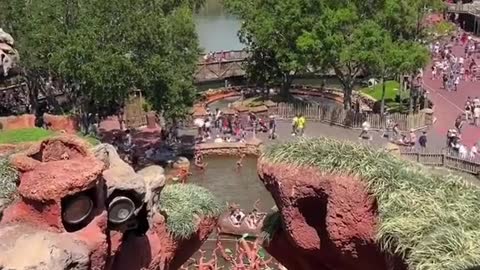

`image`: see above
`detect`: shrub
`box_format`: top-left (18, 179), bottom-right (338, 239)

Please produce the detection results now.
top-left (263, 138), bottom-right (480, 270)
top-left (158, 184), bottom-right (224, 239)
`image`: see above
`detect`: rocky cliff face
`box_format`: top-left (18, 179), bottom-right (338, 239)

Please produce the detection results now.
top-left (0, 29), bottom-right (19, 78)
top-left (0, 136), bottom-right (219, 270)
top-left (258, 158), bottom-right (406, 270)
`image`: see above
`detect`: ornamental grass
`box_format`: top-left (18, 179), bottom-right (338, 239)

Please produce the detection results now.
top-left (263, 137), bottom-right (480, 270)
top-left (158, 183), bottom-right (224, 239)
top-left (0, 158), bottom-right (18, 204)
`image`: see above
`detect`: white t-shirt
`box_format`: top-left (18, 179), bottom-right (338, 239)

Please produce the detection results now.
top-left (459, 145), bottom-right (468, 158)
top-left (362, 121), bottom-right (370, 131)
top-left (474, 107), bottom-right (480, 118)
top-left (470, 146), bottom-right (478, 158)
top-left (473, 98), bottom-right (480, 107)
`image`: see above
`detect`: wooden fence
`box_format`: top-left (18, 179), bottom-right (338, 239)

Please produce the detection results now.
top-left (125, 93), bottom-right (147, 128)
top-left (399, 148), bottom-right (480, 175)
top-left (272, 103), bottom-right (427, 131)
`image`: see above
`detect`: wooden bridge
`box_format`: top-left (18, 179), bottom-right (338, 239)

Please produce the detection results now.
top-left (195, 50), bottom-right (248, 83)
top-left (447, 2), bottom-right (480, 36)
top-left (447, 2), bottom-right (480, 16)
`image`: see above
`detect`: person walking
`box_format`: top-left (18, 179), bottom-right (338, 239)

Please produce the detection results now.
top-left (474, 105), bottom-right (480, 127)
top-left (418, 131), bottom-right (427, 150)
top-left (268, 115), bottom-right (277, 140)
top-left (359, 120), bottom-right (371, 140)
top-left (454, 114), bottom-right (466, 134)
top-left (291, 114), bottom-right (299, 136)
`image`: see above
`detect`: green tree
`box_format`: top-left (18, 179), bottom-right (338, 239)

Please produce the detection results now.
top-left (299, 14), bottom-right (387, 109)
top-left (225, 0), bottom-right (317, 97)
top-left (0, 0), bottom-right (201, 128)
top-left (398, 42), bottom-right (429, 113)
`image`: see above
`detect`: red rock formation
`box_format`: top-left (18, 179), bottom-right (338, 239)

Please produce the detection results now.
top-left (0, 137), bottom-right (218, 270)
top-left (0, 114), bottom-right (35, 130)
top-left (1, 136), bottom-right (109, 270)
top-left (44, 113), bottom-right (79, 133)
top-left (112, 214), bottom-right (217, 270)
top-left (257, 158), bottom-right (406, 270)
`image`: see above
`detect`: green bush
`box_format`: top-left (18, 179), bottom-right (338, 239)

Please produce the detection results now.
top-left (264, 138), bottom-right (480, 270)
top-left (158, 184), bottom-right (224, 239)
top-left (0, 158), bottom-right (18, 203)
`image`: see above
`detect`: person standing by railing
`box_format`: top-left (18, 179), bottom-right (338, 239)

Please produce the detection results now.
top-left (470, 144), bottom-right (478, 159)
top-left (419, 131), bottom-right (427, 150)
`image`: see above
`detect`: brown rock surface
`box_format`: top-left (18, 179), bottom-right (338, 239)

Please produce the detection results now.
top-left (93, 143), bottom-right (146, 198)
top-left (0, 114), bottom-right (35, 130)
top-left (112, 215), bottom-right (217, 270)
top-left (1, 138), bottom-right (218, 270)
top-left (44, 113), bottom-right (79, 134)
top-left (258, 158), bottom-right (398, 270)
top-left (2, 136), bottom-right (105, 231)
top-left (0, 224), bottom-right (90, 270)
top-left (10, 137), bottom-right (103, 201)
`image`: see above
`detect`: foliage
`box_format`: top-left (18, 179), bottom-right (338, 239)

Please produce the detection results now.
top-left (299, 17), bottom-right (387, 109)
top-left (360, 81), bottom-right (400, 101)
top-left (264, 138), bottom-right (480, 270)
top-left (0, 158), bottom-right (18, 204)
top-left (425, 21), bottom-right (456, 41)
top-left (0, 128), bottom-right (55, 144)
top-left (158, 183), bottom-right (224, 239)
top-left (224, 0), bottom-right (315, 96)
top-left (378, 0), bottom-right (445, 41)
top-left (226, 0), bottom-right (439, 108)
top-left (0, 0), bottom-right (201, 121)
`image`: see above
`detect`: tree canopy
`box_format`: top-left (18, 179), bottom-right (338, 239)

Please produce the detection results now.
top-left (0, 0), bottom-right (202, 120)
top-left (226, 0), bottom-right (440, 108)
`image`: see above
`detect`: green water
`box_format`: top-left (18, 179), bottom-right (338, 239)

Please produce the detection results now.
top-left (194, 0), bottom-right (244, 52)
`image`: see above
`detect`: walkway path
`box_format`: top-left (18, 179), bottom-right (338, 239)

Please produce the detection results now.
top-left (423, 43), bottom-right (480, 148)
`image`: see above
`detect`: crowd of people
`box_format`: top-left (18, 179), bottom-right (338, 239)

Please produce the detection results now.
top-left (195, 107), bottom-right (279, 144)
top-left (430, 33), bottom-right (479, 91)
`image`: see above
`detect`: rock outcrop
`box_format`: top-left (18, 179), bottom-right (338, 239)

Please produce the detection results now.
top-left (0, 29), bottom-right (19, 78)
top-left (258, 158), bottom-right (402, 270)
top-left (0, 225), bottom-right (91, 270)
top-left (0, 137), bottom-right (220, 270)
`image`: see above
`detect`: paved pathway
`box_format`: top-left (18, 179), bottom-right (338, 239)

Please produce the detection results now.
top-left (423, 43), bottom-right (480, 149)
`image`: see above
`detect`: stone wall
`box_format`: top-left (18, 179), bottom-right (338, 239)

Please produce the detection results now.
top-left (0, 114), bottom-right (35, 130)
top-left (195, 140), bottom-right (262, 156)
top-left (0, 114), bottom-right (79, 133)
top-left (44, 113), bottom-right (79, 134)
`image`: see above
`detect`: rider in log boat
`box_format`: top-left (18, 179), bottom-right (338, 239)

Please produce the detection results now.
top-left (236, 154), bottom-right (245, 169)
top-left (194, 151), bottom-right (207, 170)
top-left (219, 200), bottom-right (267, 237)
